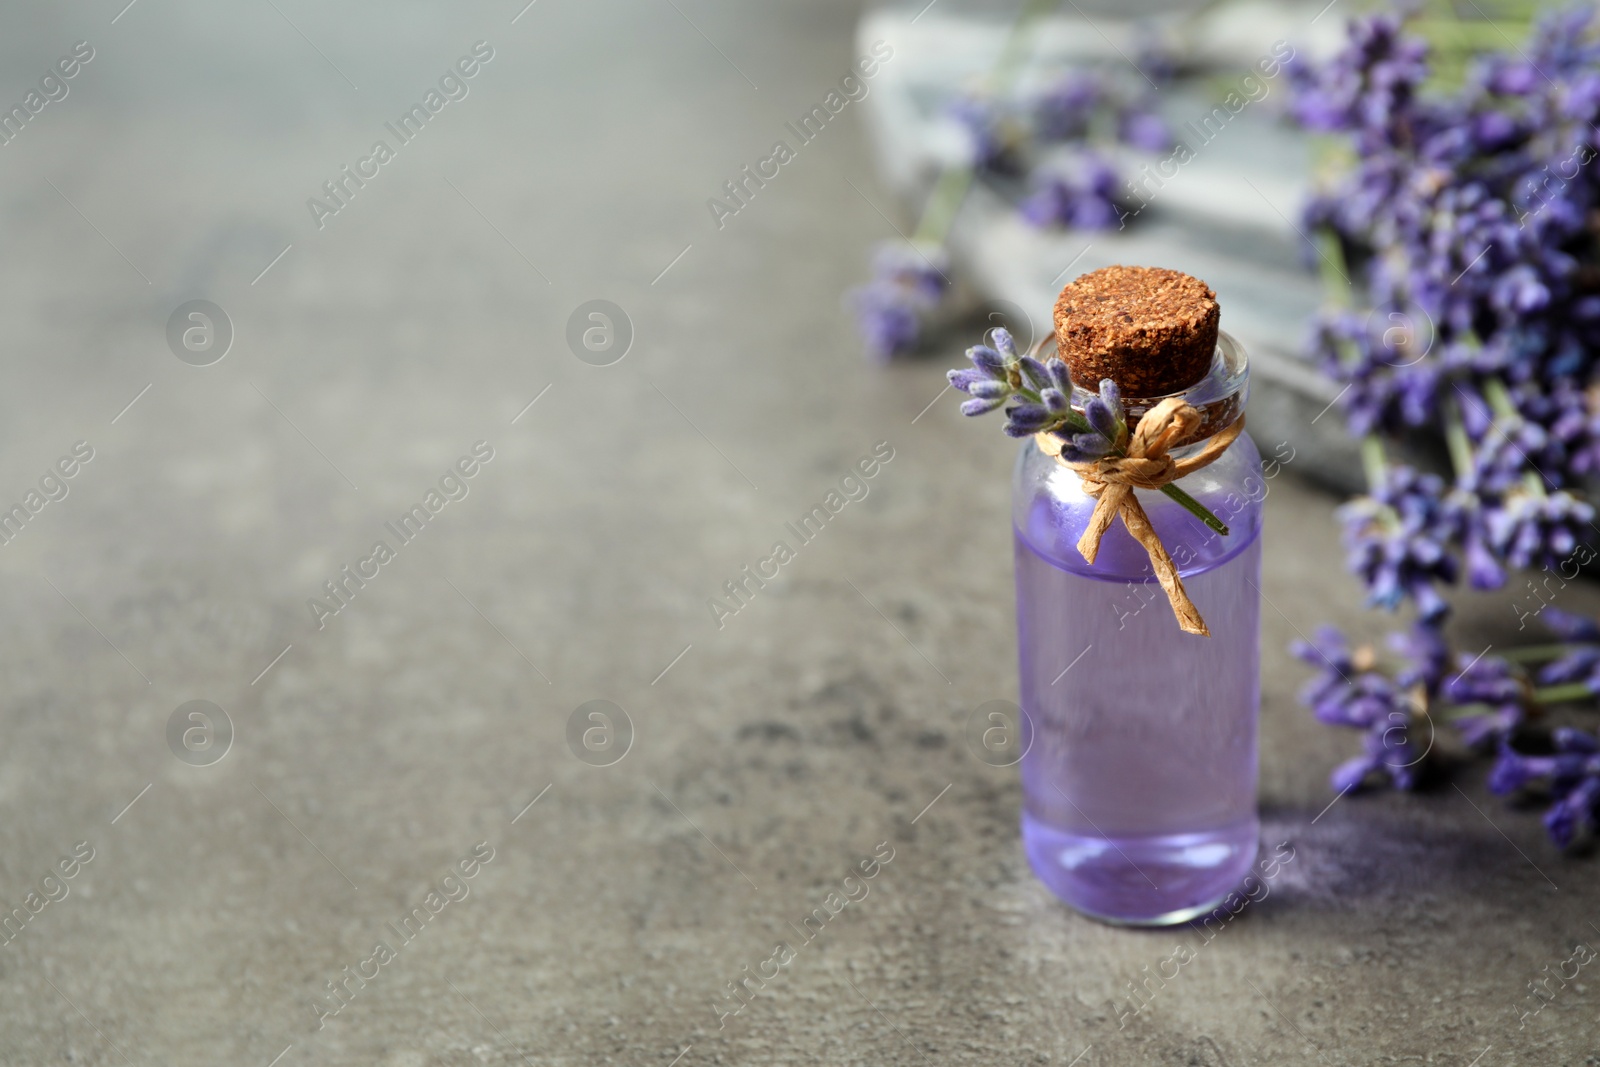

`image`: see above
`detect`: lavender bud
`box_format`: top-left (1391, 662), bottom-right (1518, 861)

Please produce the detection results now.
top-left (1085, 397), bottom-right (1120, 441)
top-left (947, 368), bottom-right (985, 392)
top-left (1005, 402), bottom-right (1054, 434)
top-left (991, 327), bottom-right (1018, 360)
top-left (967, 345), bottom-right (1006, 377)
top-left (1047, 359), bottom-right (1073, 394)
top-left (1018, 357), bottom-right (1051, 392)
top-left (1070, 432), bottom-right (1111, 457)
top-left (1099, 378), bottom-right (1121, 409)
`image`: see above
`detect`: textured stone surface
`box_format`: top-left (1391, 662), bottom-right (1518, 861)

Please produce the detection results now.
top-left (0, 2), bottom-right (1596, 1066)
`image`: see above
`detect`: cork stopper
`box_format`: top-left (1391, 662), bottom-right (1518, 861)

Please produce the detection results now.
top-left (1052, 266), bottom-right (1220, 397)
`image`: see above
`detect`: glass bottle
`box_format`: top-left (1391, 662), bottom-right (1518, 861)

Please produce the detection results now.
top-left (1012, 331), bottom-right (1262, 926)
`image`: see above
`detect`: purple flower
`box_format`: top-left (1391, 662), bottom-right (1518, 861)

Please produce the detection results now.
top-left (1536, 646), bottom-right (1600, 688)
top-left (1084, 378), bottom-right (1122, 442)
top-left (1545, 776), bottom-right (1600, 849)
top-left (1488, 727), bottom-right (1600, 848)
top-left (947, 326), bottom-right (1086, 441)
top-left (1288, 6), bottom-right (1600, 623)
top-left (948, 330), bottom-right (1016, 414)
top-left (1387, 623), bottom-right (1450, 694)
top-left (1332, 725), bottom-right (1424, 793)
top-left (1118, 106), bottom-right (1171, 151)
top-left (1485, 491), bottom-right (1596, 571)
top-left (1003, 402), bottom-right (1055, 436)
top-left (1443, 652), bottom-right (1525, 748)
top-left (869, 242), bottom-right (949, 306)
top-left (1287, 14), bottom-right (1429, 134)
top-left (1032, 72), bottom-right (1102, 142)
top-left (948, 94), bottom-right (1015, 173)
top-left (1338, 465), bottom-right (1459, 622)
top-left (1541, 607), bottom-right (1600, 642)
top-left (850, 284), bottom-right (922, 363)
top-left (1020, 152), bottom-right (1125, 231)
top-left (1291, 625), bottom-right (1425, 791)
top-left (849, 242), bottom-right (950, 361)
top-left (1058, 432), bottom-right (1112, 463)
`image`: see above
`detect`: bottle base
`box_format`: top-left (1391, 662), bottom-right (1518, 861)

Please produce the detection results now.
top-left (1022, 811), bottom-right (1260, 927)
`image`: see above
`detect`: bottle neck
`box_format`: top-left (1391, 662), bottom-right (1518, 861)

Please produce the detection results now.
top-left (1051, 331), bottom-right (1250, 448)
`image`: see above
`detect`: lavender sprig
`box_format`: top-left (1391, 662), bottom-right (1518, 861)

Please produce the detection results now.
top-left (1292, 607), bottom-right (1600, 848)
top-left (947, 328), bottom-right (1228, 535)
top-left (846, 242), bottom-right (951, 362)
top-left (1291, 625), bottom-right (1431, 791)
top-left (1489, 728), bottom-right (1600, 849)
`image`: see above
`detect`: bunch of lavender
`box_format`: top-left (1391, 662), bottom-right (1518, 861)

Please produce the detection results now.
top-left (1290, 9), bottom-right (1600, 620)
top-left (1292, 607), bottom-right (1600, 847)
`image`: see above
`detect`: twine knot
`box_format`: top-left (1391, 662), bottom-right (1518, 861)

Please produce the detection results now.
top-left (1037, 397), bottom-right (1243, 637)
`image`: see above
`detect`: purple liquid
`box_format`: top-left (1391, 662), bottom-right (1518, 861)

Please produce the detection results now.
top-left (1014, 490), bottom-right (1261, 925)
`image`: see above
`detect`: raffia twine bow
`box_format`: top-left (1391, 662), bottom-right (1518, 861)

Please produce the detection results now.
top-left (1036, 397), bottom-right (1243, 637)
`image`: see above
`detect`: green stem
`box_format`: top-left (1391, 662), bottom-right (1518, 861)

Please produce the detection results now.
top-left (1443, 397), bottom-right (1474, 486)
top-left (1443, 701), bottom-right (1495, 721)
top-left (989, 0), bottom-right (1058, 95)
top-left (1162, 483), bottom-right (1230, 536)
top-left (1361, 434), bottom-right (1389, 492)
top-left (912, 167), bottom-right (976, 246)
top-left (1038, 407), bottom-right (1231, 536)
top-left (1481, 377), bottom-right (1549, 499)
top-left (1483, 376), bottom-right (1517, 420)
top-left (1314, 229), bottom-right (1354, 308)
top-left (1099, 416), bottom-right (1230, 536)
top-left (1534, 682), bottom-right (1596, 705)
top-left (909, 0), bottom-right (1057, 248)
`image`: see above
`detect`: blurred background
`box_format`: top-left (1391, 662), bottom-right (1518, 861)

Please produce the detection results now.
top-left (1, 1), bottom-right (1597, 1064)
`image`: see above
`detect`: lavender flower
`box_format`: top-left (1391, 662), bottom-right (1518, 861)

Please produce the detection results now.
top-left (1540, 607), bottom-right (1600, 642)
top-left (1333, 726), bottom-right (1426, 793)
top-left (1020, 152), bottom-right (1124, 231)
top-left (1291, 625), bottom-right (1426, 791)
top-left (869, 241), bottom-right (948, 305)
top-left (1536, 645), bottom-right (1600, 692)
top-left (1032, 72), bottom-right (1102, 142)
top-left (1117, 104), bottom-right (1171, 151)
top-left (848, 242), bottom-right (950, 361)
top-left (946, 337), bottom-right (1139, 464)
top-left (850, 285), bottom-right (922, 362)
top-left (1337, 465), bottom-right (1458, 622)
top-left (1442, 652), bottom-right (1525, 748)
top-left (1486, 490), bottom-right (1596, 572)
top-left (948, 327), bottom-right (1052, 428)
top-left (1084, 378), bottom-right (1123, 442)
top-left (1488, 728), bottom-right (1600, 848)
top-left (1387, 623), bottom-right (1450, 694)
top-left (1442, 489), bottom-right (1506, 591)
top-left (948, 94), bottom-right (1017, 173)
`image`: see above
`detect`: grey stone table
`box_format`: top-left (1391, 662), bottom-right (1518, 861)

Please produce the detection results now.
top-left (0, 2), bottom-right (1594, 1065)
